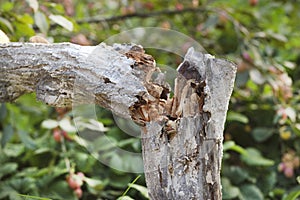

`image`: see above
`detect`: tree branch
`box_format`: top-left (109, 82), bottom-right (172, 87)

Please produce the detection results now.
top-left (76, 7), bottom-right (207, 25)
top-left (0, 42), bottom-right (158, 119)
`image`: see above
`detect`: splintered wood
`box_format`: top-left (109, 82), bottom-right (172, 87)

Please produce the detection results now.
top-left (126, 47), bottom-right (209, 129)
top-left (136, 48), bottom-right (236, 200)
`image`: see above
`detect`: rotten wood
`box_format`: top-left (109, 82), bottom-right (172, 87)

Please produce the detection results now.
top-left (0, 42), bottom-right (236, 199)
top-left (141, 48), bottom-right (236, 199)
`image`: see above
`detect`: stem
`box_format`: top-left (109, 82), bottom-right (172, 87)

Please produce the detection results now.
top-left (121, 175), bottom-right (141, 197)
top-left (60, 134), bottom-right (71, 172)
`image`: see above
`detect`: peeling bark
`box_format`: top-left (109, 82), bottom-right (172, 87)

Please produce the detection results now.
top-left (0, 42), bottom-right (236, 199)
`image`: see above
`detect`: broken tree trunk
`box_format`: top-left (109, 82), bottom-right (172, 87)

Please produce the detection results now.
top-left (0, 42), bottom-right (236, 199)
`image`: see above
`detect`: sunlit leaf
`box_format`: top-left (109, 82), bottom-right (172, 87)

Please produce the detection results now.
top-left (26, 0), bottom-right (39, 12)
top-left (117, 196), bottom-right (134, 200)
top-left (18, 13), bottom-right (34, 24)
top-left (283, 190), bottom-right (300, 200)
top-left (0, 17), bottom-right (14, 33)
top-left (285, 107), bottom-right (296, 122)
top-left (34, 11), bottom-right (49, 34)
top-left (128, 184), bottom-right (149, 199)
top-left (49, 14), bottom-right (73, 31)
top-left (58, 117), bottom-right (77, 132)
top-left (85, 177), bottom-right (105, 190)
top-left (249, 69), bottom-right (265, 85)
top-left (1, 2), bottom-right (13, 12)
top-left (267, 31), bottom-right (288, 42)
top-left (227, 111), bottom-right (249, 123)
top-left (41, 119), bottom-right (58, 129)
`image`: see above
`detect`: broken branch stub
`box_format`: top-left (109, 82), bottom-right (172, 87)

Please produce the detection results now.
top-left (0, 42), bottom-right (156, 118)
top-left (139, 48), bottom-right (236, 200)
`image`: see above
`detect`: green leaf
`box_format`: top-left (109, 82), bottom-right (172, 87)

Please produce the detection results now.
top-left (0, 162), bottom-right (18, 179)
top-left (223, 166), bottom-right (249, 185)
top-left (14, 22), bottom-right (35, 38)
top-left (117, 196), bottom-right (135, 200)
top-left (3, 143), bottom-right (25, 157)
top-left (0, 185), bottom-right (14, 199)
top-left (1, 2), bottom-right (13, 12)
top-left (41, 119), bottom-right (58, 129)
top-left (203, 15), bottom-right (219, 30)
top-left (223, 141), bottom-right (246, 154)
top-left (241, 148), bottom-right (274, 167)
top-left (0, 104), bottom-right (6, 120)
top-left (76, 118), bottom-right (108, 132)
top-left (239, 184), bottom-right (264, 200)
top-left (222, 178), bottom-right (240, 199)
top-left (110, 154), bottom-right (123, 169)
top-left (58, 118), bottom-right (76, 132)
top-left (284, 190), bottom-right (300, 200)
top-left (34, 11), bottom-right (49, 34)
top-left (109, 174), bottom-right (132, 188)
top-left (0, 17), bottom-right (14, 33)
top-left (267, 31), bottom-right (288, 42)
top-left (227, 111), bottom-right (249, 124)
top-left (17, 194), bottom-right (52, 200)
top-left (285, 107), bottom-right (296, 122)
top-left (129, 184), bottom-right (149, 199)
top-left (45, 180), bottom-right (77, 200)
top-left (18, 13), bottom-right (34, 24)
top-left (252, 127), bottom-right (274, 142)
top-left (85, 177), bottom-right (105, 190)
top-left (258, 171), bottom-right (276, 195)
top-left (1, 125), bottom-right (14, 147)
top-left (49, 14), bottom-right (73, 31)
top-left (26, 0), bottom-right (39, 12)
top-left (17, 130), bottom-right (36, 149)
top-left (249, 69), bottom-right (266, 85)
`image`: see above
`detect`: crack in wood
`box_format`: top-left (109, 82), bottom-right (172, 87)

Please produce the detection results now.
top-left (126, 46), bottom-right (210, 140)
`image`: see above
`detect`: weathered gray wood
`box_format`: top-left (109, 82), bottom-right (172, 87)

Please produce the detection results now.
top-left (0, 42), bottom-right (153, 118)
top-left (141, 48), bottom-right (236, 200)
top-left (0, 42), bottom-right (236, 199)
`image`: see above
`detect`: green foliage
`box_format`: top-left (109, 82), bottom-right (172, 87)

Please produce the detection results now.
top-left (1, 0), bottom-right (300, 199)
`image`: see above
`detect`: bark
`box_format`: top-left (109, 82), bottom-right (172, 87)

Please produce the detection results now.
top-left (0, 42), bottom-right (236, 199)
top-left (0, 42), bottom-right (154, 118)
top-left (142, 49), bottom-right (236, 200)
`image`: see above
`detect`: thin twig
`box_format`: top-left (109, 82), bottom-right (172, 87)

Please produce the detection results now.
top-left (76, 7), bottom-right (206, 24)
top-left (44, 7), bottom-right (208, 30)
